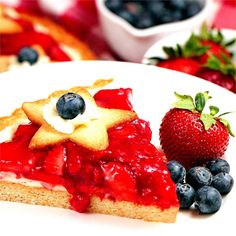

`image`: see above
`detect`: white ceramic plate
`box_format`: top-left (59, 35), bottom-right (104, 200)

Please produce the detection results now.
top-left (0, 61), bottom-right (235, 236)
top-left (142, 29), bottom-right (236, 65)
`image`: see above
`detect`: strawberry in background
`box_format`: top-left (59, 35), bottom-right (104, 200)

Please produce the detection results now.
top-left (149, 24), bottom-right (236, 93)
top-left (196, 55), bottom-right (236, 93)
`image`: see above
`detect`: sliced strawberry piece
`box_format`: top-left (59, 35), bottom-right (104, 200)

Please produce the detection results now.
top-left (158, 58), bottom-right (201, 75)
top-left (94, 88), bottom-right (133, 111)
top-left (101, 162), bottom-right (137, 201)
top-left (12, 18), bottom-right (34, 31)
top-left (0, 140), bottom-right (43, 174)
top-left (0, 124), bottom-right (40, 173)
top-left (13, 123), bottom-right (39, 142)
top-left (108, 119), bottom-right (152, 144)
top-left (44, 145), bottom-right (67, 176)
top-left (0, 32), bottom-right (55, 55)
top-left (25, 171), bottom-right (64, 186)
top-left (70, 193), bottom-right (90, 212)
top-left (49, 45), bottom-right (71, 61)
top-left (93, 167), bottom-right (103, 185)
top-left (66, 153), bottom-right (82, 176)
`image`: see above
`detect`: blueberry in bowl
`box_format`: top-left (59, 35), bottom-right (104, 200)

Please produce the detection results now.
top-left (96, 0), bottom-right (213, 62)
top-left (104, 0), bottom-right (205, 29)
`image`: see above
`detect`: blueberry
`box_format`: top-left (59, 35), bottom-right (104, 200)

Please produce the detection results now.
top-left (212, 172), bottom-right (234, 195)
top-left (167, 160), bottom-right (186, 183)
top-left (17, 47), bottom-right (39, 65)
top-left (176, 183), bottom-right (195, 209)
top-left (187, 167), bottom-right (212, 189)
top-left (158, 9), bottom-right (174, 24)
top-left (195, 186), bottom-right (222, 214)
top-left (105, 0), bottom-right (123, 13)
top-left (134, 13), bottom-right (156, 29)
top-left (168, 0), bottom-right (187, 10)
top-left (147, 1), bottom-right (166, 19)
top-left (184, 1), bottom-right (203, 18)
top-left (172, 10), bottom-right (184, 21)
top-left (116, 9), bottom-right (136, 25)
top-left (56, 93), bottom-right (86, 120)
top-left (206, 159), bottom-right (230, 175)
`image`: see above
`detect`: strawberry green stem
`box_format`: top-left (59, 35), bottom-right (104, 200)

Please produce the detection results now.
top-left (173, 91), bottom-right (234, 136)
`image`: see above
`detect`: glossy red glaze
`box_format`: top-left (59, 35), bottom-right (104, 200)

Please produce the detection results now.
top-left (0, 19), bottom-right (71, 61)
top-left (0, 89), bottom-right (178, 212)
top-left (94, 88), bottom-right (134, 111)
top-left (13, 18), bottom-right (34, 31)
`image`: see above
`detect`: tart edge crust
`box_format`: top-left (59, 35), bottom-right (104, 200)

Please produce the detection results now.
top-left (0, 181), bottom-right (178, 222)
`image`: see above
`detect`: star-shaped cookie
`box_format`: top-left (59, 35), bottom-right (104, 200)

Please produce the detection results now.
top-left (22, 83), bottom-right (137, 151)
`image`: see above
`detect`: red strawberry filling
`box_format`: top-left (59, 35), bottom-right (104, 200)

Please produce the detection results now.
top-left (0, 18), bottom-right (71, 61)
top-left (94, 88), bottom-right (134, 111)
top-left (0, 89), bottom-right (178, 212)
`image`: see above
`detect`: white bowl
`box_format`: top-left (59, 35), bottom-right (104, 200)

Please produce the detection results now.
top-left (96, 0), bottom-right (217, 62)
top-left (142, 29), bottom-right (236, 65)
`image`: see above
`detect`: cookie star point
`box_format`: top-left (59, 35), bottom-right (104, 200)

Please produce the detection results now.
top-left (22, 83), bottom-right (137, 151)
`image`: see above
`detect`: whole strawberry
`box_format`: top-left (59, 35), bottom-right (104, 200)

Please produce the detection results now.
top-left (158, 57), bottom-right (201, 75)
top-left (198, 40), bottom-right (231, 64)
top-left (159, 92), bottom-right (234, 169)
top-left (196, 24), bottom-right (233, 64)
top-left (196, 55), bottom-right (236, 93)
top-left (147, 24), bottom-right (236, 92)
top-left (149, 33), bottom-right (204, 75)
top-left (197, 69), bottom-right (236, 93)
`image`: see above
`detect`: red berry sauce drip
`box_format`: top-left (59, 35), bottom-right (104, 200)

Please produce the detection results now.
top-left (0, 89), bottom-right (178, 212)
top-left (94, 88), bottom-right (134, 111)
top-left (0, 18), bottom-right (71, 61)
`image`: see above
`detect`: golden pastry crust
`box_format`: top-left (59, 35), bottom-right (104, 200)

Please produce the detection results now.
top-left (0, 56), bottom-right (14, 73)
top-left (0, 181), bottom-right (178, 222)
top-left (0, 4), bottom-right (96, 72)
top-left (0, 108), bottom-right (28, 132)
top-left (0, 16), bottom-right (22, 33)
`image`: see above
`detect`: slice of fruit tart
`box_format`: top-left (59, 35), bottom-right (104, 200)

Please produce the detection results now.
top-left (0, 4), bottom-right (96, 72)
top-left (0, 79), bottom-right (179, 222)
